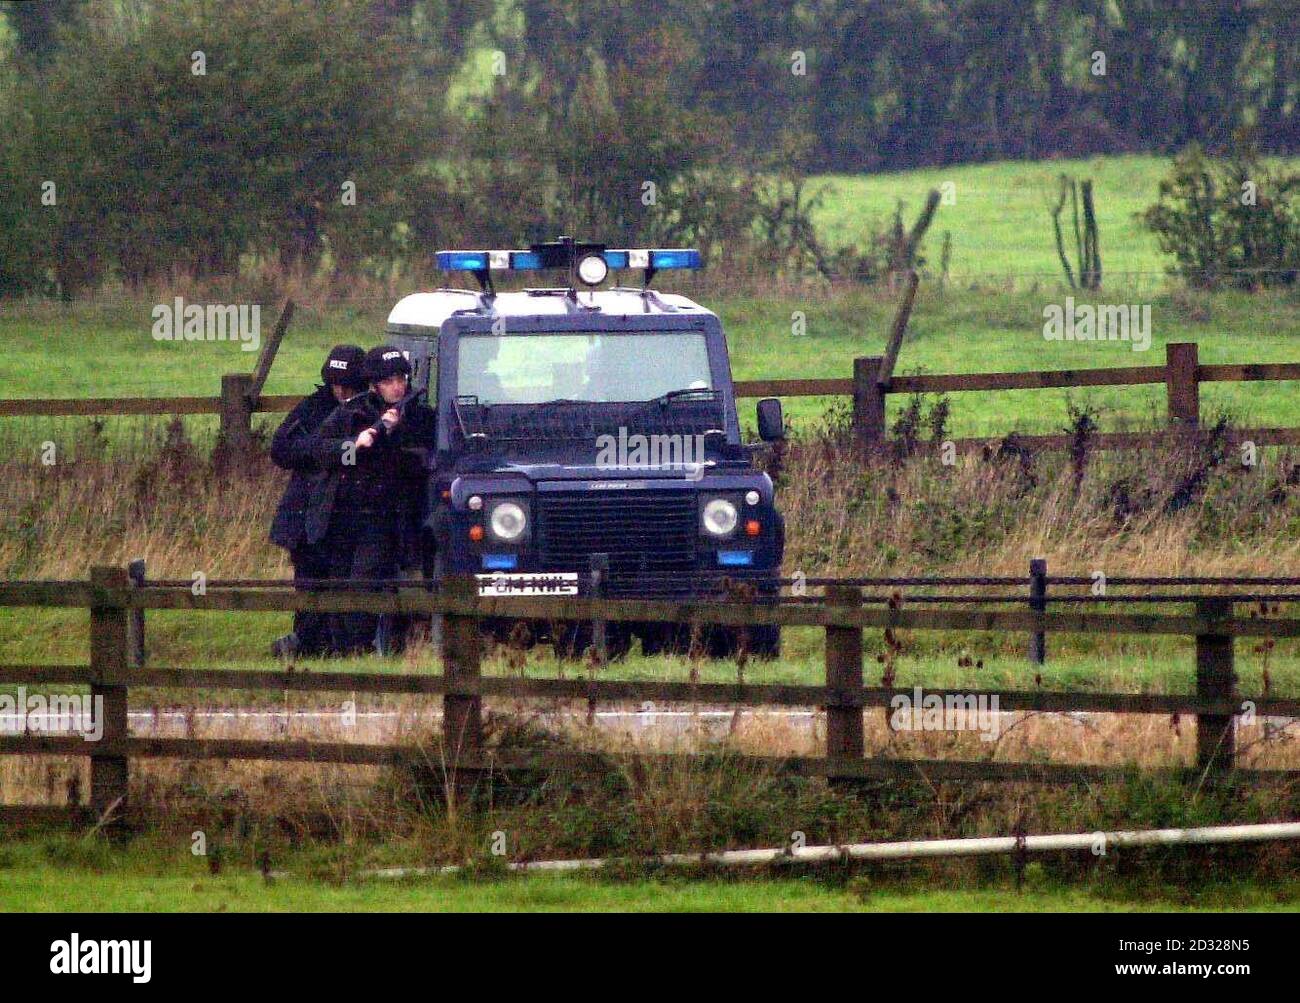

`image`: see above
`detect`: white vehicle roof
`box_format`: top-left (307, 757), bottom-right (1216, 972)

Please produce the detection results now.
top-left (385, 287), bottom-right (710, 333)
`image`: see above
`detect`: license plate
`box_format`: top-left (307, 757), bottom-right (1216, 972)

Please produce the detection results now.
top-left (476, 572), bottom-right (580, 597)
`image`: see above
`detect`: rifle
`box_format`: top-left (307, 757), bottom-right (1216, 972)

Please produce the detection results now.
top-left (367, 386), bottom-right (429, 439)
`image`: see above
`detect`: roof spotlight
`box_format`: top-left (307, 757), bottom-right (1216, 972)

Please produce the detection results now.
top-left (576, 253), bottom-right (609, 286)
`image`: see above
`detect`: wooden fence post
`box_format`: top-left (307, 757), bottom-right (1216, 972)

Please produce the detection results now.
top-left (853, 357), bottom-right (886, 454)
top-left (247, 299), bottom-right (295, 402)
top-left (876, 270), bottom-right (919, 388)
top-left (1195, 597), bottom-right (1236, 773)
top-left (127, 558), bottom-right (146, 668)
top-left (89, 566), bottom-right (130, 817)
top-left (1028, 558), bottom-right (1047, 665)
top-left (825, 584), bottom-right (864, 780)
top-left (1166, 342), bottom-right (1200, 428)
top-left (218, 372), bottom-right (256, 461)
top-left (442, 575), bottom-right (483, 763)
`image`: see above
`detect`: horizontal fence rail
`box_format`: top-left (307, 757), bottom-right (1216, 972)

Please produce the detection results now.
top-left (4, 342), bottom-right (1299, 456)
top-left (730, 356), bottom-right (1300, 397)
top-left (0, 394), bottom-right (299, 418)
top-left (1, 567), bottom-right (1299, 829)
top-left (7, 663), bottom-right (1300, 718)
top-left (2, 581), bottom-right (1299, 636)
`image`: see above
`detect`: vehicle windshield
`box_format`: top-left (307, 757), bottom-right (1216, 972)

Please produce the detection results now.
top-left (457, 332), bottom-right (712, 405)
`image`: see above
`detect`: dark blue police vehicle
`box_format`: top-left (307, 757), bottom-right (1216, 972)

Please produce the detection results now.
top-left (386, 238), bottom-right (785, 657)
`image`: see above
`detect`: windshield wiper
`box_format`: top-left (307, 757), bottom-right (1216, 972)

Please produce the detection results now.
top-left (523, 390), bottom-right (713, 407)
top-left (644, 387), bottom-right (714, 405)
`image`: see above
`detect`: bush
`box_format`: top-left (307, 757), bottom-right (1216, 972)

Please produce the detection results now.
top-left (28, 0), bottom-right (431, 292)
top-left (1141, 133), bottom-right (1300, 290)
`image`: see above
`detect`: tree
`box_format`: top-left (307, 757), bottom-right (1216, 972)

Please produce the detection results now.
top-left (1, 0), bottom-right (83, 62)
top-left (30, 0), bottom-right (435, 289)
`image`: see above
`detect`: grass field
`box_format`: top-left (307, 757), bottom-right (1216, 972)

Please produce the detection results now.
top-left (4, 154), bottom-right (1300, 911)
top-left (1, 833), bottom-right (1297, 912)
top-left (813, 155), bottom-right (1173, 279)
top-left (2, 155), bottom-right (1299, 439)
top-left (6, 285), bottom-right (1300, 441)
top-left (1, 605), bottom-right (1297, 697)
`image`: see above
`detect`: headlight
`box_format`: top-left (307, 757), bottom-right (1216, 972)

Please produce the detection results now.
top-left (488, 501), bottom-right (527, 542)
top-left (701, 498), bottom-right (738, 537)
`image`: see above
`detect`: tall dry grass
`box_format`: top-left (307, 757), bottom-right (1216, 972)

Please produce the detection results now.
top-left (0, 418), bottom-right (286, 579)
top-left (775, 405), bottom-right (1300, 578)
top-left (9, 713), bottom-right (1300, 888)
top-left (3, 408), bottom-right (1299, 581)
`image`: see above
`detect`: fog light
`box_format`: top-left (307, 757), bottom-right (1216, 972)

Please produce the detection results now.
top-left (745, 490), bottom-right (760, 506)
top-left (468, 495), bottom-right (483, 511)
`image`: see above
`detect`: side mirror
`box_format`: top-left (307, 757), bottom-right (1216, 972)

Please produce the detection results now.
top-left (756, 398), bottom-right (785, 441)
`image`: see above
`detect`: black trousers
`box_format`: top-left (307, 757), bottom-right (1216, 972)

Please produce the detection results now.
top-left (323, 516), bottom-right (400, 656)
top-left (289, 544), bottom-right (331, 656)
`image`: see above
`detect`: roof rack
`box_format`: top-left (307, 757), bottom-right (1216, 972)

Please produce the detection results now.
top-left (609, 286), bottom-right (681, 313)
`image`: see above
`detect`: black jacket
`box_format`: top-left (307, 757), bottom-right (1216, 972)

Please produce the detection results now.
top-left (303, 390), bottom-right (437, 566)
top-left (268, 385), bottom-right (341, 551)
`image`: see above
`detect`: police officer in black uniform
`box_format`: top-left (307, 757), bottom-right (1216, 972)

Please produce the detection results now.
top-left (269, 344), bottom-right (368, 658)
top-left (306, 346), bottom-right (436, 656)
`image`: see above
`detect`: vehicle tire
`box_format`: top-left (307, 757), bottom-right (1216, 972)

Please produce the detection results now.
top-left (747, 625), bottom-right (781, 659)
top-left (552, 621), bottom-right (631, 661)
top-left (605, 623), bottom-right (633, 661)
top-left (428, 550), bottom-right (446, 652)
top-left (639, 622), bottom-right (690, 657)
top-left (550, 621), bottom-right (591, 660)
top-left (704, 625), bottom-right (780, 660)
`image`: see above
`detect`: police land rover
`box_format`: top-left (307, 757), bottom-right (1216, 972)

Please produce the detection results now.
top-left (387, 237), bottom-right (785, 658)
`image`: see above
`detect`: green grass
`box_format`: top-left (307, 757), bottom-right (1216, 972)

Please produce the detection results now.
top-left (813, 154), bottom-right (1174, 278)
top-left (1, 837), bottom-right (1295, 912)
top-left (5, 154), bottom-right (1300, 911)
top-left (3, 154), bottom-right (1300, 440)
top-left (3, 605), bottom-right (1298, 707)
top-left (5, 286), bottom-right (1300, 441)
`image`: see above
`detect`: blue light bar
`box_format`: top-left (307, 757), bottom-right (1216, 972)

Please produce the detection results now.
top-left (437, 251), bottom-right (489, 271)
top-left (648, 249), bottom-right (702, 270)
top-left (482, 553), bottom-right (519, 571)
top-left (717, 550), bottom-right (755, 567)
top-left (435, 246), bottom-right (701, 274)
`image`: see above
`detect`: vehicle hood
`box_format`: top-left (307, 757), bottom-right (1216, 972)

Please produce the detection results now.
top-left (454, 458), bottom-right (716, 483)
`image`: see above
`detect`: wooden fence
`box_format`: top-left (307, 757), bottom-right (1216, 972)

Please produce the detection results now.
top-left (734, 342), bottom-right (1300, 451)
top-left (2, 568), bottom-right (1300, 826)
top-left (2, 341), bottom-right (1298, 455)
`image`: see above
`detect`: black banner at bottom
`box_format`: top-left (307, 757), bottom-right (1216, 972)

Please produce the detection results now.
top-left (0, 911), bottom-right (1288, 990)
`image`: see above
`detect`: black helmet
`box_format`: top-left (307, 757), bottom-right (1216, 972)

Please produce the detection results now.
top-left (321, 344), bottom-right (367, 390)
top-left (364, 345), bottom-right (412, 383)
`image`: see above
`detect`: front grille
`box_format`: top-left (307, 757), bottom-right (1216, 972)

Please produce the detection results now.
top-left (536, 490), bottom-right (697, 594)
